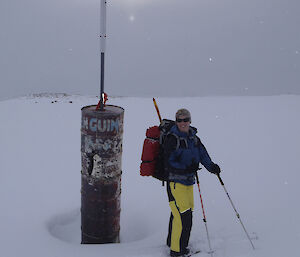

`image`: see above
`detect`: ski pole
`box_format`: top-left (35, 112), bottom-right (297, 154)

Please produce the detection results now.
top-left (216, 174), bottom-right (255, 250)
top-left (195, 172), bottom-right (214, 257)
top-left (153, 98), bottom-right (162, 123)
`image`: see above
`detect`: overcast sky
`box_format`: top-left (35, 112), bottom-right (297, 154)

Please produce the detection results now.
top-left (1, 0), bottom-right (300, 100)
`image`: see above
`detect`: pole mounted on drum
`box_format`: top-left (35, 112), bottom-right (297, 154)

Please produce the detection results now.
top-left (97, 0), bottom-right (107, 111)
top-left (81, 0), bottom-right (125, 244)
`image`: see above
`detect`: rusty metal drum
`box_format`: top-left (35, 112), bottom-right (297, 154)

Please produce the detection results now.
top-left (81, 105), bottom-right (124, 244)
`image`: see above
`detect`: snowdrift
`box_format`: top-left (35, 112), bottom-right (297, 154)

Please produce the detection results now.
top-left (1, 95), bottom-right (299, 257)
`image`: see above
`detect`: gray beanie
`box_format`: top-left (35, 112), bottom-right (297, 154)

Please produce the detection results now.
top-left (175, 108), bottom-right (191, 121)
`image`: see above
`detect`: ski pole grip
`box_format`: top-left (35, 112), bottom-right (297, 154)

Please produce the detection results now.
top-left (217, 174), bottom-right (224, 185)
top-left (195, 172), bottom-right (200, 184)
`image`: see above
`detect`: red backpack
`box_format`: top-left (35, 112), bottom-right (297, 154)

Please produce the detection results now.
top-left (140, 126), bottom-right (160, 176)
top-left (140, 119), bottom-right (176, 181)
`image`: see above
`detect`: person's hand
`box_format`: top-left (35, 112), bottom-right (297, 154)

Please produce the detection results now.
top-left (210, 163), bottom-right (221, 175)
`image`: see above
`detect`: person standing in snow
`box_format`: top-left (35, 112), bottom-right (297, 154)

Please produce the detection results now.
top-left (164, 108), bottom-right (221, 257)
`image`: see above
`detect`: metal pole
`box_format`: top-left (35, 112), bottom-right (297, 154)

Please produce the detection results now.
top-left (99, 0), bottom-right (107, 111)
top-left (195, 173), bottom-right (214, 257)
top-left (217, 174), bottom-right (255, 250)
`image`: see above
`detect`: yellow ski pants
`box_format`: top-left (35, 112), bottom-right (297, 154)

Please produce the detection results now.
top-left (167, 182), bottom-right (194, 253)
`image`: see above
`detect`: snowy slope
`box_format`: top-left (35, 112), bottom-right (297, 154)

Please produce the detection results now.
top-left (0, 95), bottom-right (299, 257)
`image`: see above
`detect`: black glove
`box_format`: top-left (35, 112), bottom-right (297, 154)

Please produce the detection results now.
top-left (210, 163), bottom-right (221, 175)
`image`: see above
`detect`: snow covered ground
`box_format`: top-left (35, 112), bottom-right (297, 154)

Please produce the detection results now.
top-left (1, 94), bottom-right (299, 257)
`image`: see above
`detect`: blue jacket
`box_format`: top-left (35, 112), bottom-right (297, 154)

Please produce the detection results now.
top-left (164, 125), bottom-right (215, 185)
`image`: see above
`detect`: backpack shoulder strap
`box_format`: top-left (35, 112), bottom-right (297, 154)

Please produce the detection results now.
top-left (162, 132), bottom-right (180, 151)
top-left (170, 133), bottom-right (181, 150)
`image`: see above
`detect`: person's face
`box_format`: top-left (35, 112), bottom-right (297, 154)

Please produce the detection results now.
top-left (176, 115), bottom-right (191, 133)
